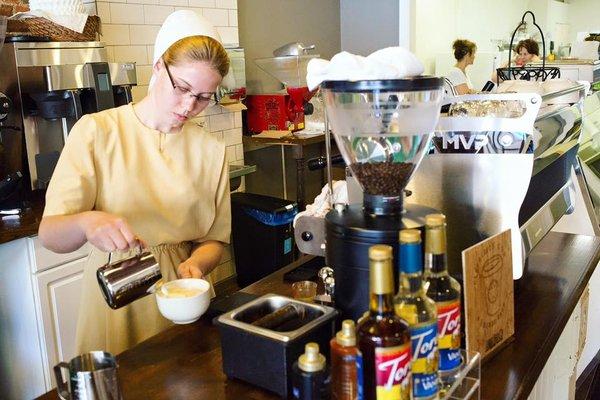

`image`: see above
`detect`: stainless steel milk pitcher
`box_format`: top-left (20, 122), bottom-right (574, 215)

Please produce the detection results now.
top-left (54, 351), bottom-right (122, 400)
top-left (96, 248), bottom-right (162, 309)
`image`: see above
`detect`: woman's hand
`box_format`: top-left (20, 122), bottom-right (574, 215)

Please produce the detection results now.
top-left (176, 240), bottom-right (224, 279)
top-left (78, 211), bottom-right (143, 252)
top-left (177, 258), bottom-right (204, 279)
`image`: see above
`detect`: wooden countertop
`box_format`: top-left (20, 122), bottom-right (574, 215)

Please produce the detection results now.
top-left (0, 191), bottom-right (45, 245)
top-left (37, 232), bottom-right (600, 400)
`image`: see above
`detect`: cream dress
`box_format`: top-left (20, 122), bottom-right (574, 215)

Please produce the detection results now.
top-left (43, 103), bottom-right (231, 355)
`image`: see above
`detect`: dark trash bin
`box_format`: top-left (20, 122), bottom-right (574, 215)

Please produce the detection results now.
top-left (231, 193), bottom-right (298, 287)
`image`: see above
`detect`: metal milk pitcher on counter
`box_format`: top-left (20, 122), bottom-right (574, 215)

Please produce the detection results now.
top-left (54, 351), bottom-right (122, 400)
top-left (96, 248), bottom-right (161, 309)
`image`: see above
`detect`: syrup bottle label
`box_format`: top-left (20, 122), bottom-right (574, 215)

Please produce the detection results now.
top-left (356, 350), bottom-right (364, 400)
top-left (437, 300), bottom-right (462, 371)
top-left (410, 323), bottom-right (439, 398)
top-left (374, 344), bottom-right (411, 400)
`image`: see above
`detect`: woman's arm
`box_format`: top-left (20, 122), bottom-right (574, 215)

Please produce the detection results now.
top-left (177, 240), bottom-right (224, 279)
top-left (454, 83), bottom-right (476, 95)
top-left (39, 211), bottom-right (140, 254)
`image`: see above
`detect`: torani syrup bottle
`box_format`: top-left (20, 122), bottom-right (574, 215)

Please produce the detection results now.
top-left (394, 229), bottom-right (439, 400)
top-left (331, 320), bottom-right (359, 400)
top-left (424, 214), bottom-right (462, 379)
top-left (292, 342), bottom-right (330, 400)
top-left (356, 245), bottom-right (411, 400)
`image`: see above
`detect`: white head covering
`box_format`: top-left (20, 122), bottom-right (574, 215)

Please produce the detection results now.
top-left (149, 10), bottom-right (234, 90)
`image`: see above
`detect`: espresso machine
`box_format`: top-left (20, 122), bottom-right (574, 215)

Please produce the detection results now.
top-left (246, 52), bottom-right (318, 133)
top-left (319, 77), bottom-right (445, 320)
top-left (0, 41), bottom-right (137, 193)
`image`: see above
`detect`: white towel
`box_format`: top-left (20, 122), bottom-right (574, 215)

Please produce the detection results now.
top-left (293, 181), bottom-right (348, 228)
top-left (11, 10), bottom-right (88, 33)
top-left (306, 47), bottom-right (425, 91)
top-left (149, 10), bottom-right (235, 90)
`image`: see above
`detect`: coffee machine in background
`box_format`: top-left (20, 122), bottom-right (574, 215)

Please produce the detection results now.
top-left (296, 78), bottom-right (445, 321)
top-left (0, 41), bottom-right (137, 200)
top-left (245, 43), bottom-right (318, 134)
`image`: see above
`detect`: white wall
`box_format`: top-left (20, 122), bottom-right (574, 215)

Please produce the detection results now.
top-left (412, 0), bottom-right (575, 76)
top-left (238, 0), bottom-right (340, 94)
top-left (340, 0), bottom-right (399, 55)
top-left (413, 0), bottom-right (528, 74)
top-left (568, 0), bottom-right (600, 44)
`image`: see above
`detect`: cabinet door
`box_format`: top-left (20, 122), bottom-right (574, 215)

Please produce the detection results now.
top-left (35, 257), bottom-right (86, 388)
top-left (560, 67), bottom-right (580, 81)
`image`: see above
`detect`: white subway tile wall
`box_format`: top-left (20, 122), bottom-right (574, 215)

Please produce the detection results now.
top-left (95, 0), bottom-right (240, 281)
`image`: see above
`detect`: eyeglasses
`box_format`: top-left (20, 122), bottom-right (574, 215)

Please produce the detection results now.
top-left (163, 60), bottom-right (217, 107)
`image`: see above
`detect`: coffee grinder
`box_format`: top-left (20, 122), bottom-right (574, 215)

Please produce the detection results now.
top-left (246, 54), bottom-right (318, 133)
top-left (321, 78), bottom-right (444, 321)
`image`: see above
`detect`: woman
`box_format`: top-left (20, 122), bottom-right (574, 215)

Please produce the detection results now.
top-left (37, 11), bottom-right (231, 355)
top-left (514, 38), bottom-right (541, 66)
top-left (446, 39), bottom-right (477, 95)
top-left (492, 38), bottom-right (541, 82)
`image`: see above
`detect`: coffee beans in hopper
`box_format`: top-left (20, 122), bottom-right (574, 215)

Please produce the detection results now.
top-left (350, 162), bottom-right (414, 196)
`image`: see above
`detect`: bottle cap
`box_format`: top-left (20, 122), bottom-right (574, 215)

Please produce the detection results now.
top-left (400, 230), bottom-right (423, 273)
top-left (369, 245), bottom-right (394, 294)
top-left (425, 213), bottom-right (446, 227)
top-left (369, 244), bottom-right (392, 261)
top-left (298, 342), bottom-right (326, 372)
top-left (400, 229), bottom-right (421, 243)
top-left (336, 320), bottom-right (356, 347)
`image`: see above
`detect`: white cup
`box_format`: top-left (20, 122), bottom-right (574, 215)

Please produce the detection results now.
top-left (155, 278), bottom-right (211, 324)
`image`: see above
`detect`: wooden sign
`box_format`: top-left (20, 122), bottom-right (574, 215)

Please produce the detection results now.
top-left (462, 229), bottom-right (515, 361)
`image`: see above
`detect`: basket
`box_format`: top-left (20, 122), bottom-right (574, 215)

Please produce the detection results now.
top-left (6, 15), bottom-right (100, 41)
top-left (496, 66), bottom-right (560, 82)
top-left (497, 11), bottom-right (558, 83)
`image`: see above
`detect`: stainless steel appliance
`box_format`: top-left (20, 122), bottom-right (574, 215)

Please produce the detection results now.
top-left (406, 93), bottom-right (541, 280)
top-left (405, 86), bottom-right (597, 280)
top-left (0, 41), bottom-right (137, 191)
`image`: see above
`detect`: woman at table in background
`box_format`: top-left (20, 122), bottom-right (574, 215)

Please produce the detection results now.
top-left (514, 38), bottom-right (541, 66)
top-left (492, 38), bottom-right (541, 82)
top-left (445, 39), bottom-right (478, 95)
top-left (37, 11), bottom-right (232, 355)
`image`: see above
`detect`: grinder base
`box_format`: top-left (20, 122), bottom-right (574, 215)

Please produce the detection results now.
top-left (325, 203), bottom-right (438, 321)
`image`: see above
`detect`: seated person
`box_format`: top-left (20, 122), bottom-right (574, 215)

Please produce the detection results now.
top-left (514, 38), bottom-right (541, 66)
top-left (493, 38), bottom-right (542, 82)
top-left (446, 39), bottom-right (477, 95)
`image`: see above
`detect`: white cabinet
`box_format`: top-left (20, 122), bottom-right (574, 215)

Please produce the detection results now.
top-left (33, 256), bottom-right (86, 388)
top-left (0, 236), bottom-right (89, 400)
top-left (528, 291), bottom-right (587, 400)
top-left (559, 67), bottom-right (581, 82)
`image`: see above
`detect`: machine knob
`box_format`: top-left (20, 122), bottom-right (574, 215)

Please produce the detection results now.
top-left (0, 92), bottom-right (12, 122)
top-left (301, 231), bottom-right (313, 241)
top-left (303, 101), bottom-right (314, 116)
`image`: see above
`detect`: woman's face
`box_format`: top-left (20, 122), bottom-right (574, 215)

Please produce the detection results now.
top-left (467, 51), bottom-right (476, 65)
top-left (156, 59), bottom-right (222, 127)
top-left (517, 47), bottom-right (534, 64)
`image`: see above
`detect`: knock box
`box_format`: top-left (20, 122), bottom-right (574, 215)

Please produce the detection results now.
top-left (216, 294), bottom-right (337, 398)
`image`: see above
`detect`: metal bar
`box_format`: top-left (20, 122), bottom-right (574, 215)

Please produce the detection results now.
top-left (540, 84), bottom-right (586, 103)
top-left (281, 145), bottom-right (287, 200)
top-left (323, 93), bottom-right (333, 206)
top-left (61, 117), bottom-right (69, 145)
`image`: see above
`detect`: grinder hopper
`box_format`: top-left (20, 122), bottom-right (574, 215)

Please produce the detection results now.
top-left (255, 54), bottom-right (319, 128)
top-left (321, 78), bottom-right (445, 215)
top-left (320, 77), bottom-right (445, 320)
